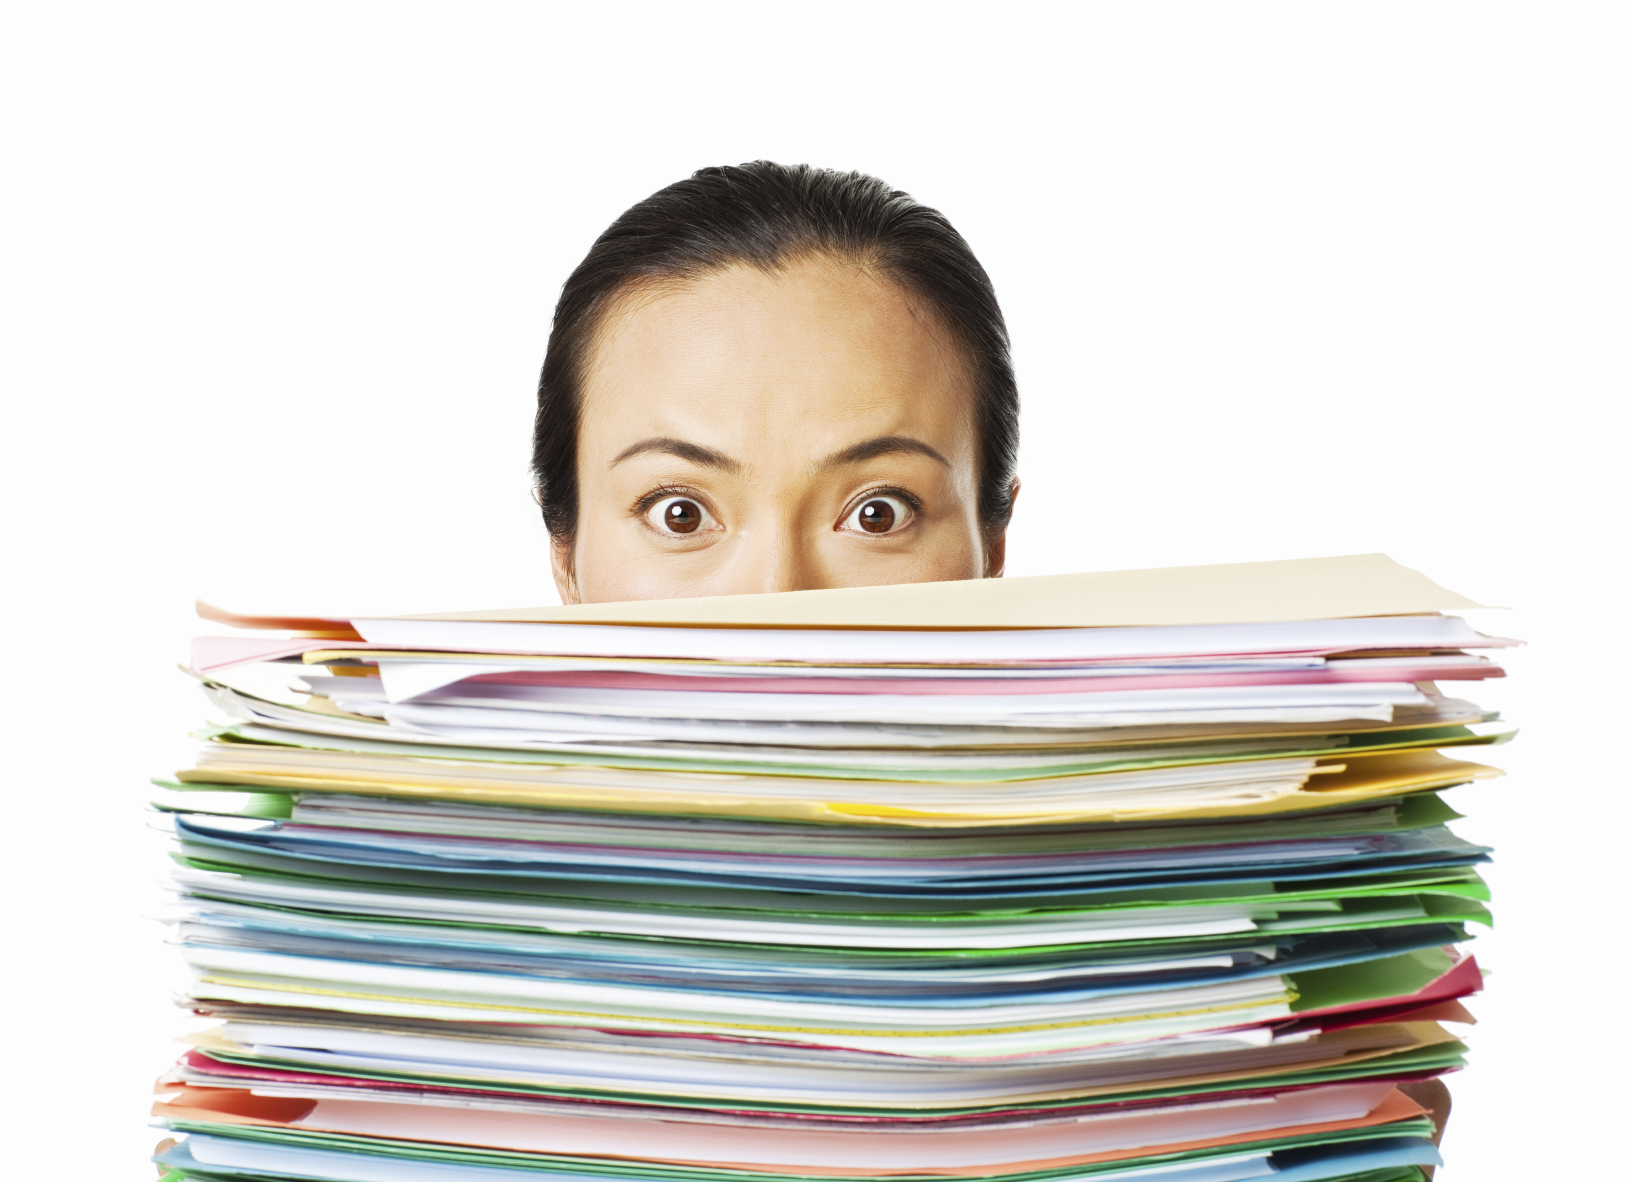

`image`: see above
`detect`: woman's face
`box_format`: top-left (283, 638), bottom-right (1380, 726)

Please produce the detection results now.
top-left (556, 255), bottom-right (1012, 604)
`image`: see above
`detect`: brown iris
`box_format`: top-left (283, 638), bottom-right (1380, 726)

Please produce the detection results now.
top-left (664, 499), bottom-right (702, 534)
top-left (857, 499), bottom-right (896, 533)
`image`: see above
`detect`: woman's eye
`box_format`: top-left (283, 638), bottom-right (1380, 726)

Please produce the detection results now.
top-left (644, 495), bottom-right (713, 536)
top-left (840, 495), bottom-right (914, 535)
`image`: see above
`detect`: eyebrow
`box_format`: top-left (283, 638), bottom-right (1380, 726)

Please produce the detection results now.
top-left (610, 437), bottom-right (743, 472)
top-left (821, 435), bottom-right (951, 469)
top-left (608, 433), bottom-right (950, 473)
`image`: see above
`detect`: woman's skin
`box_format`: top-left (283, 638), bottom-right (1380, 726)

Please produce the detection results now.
top-left (553, 253), bottom-right (1016, 605)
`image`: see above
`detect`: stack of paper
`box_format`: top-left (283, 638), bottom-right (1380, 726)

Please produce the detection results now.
top-left (151, 555), bottom-right (1510, 1182)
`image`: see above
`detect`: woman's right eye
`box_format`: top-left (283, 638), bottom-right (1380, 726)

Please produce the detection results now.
top-left (644, 495), bottom-right (714, 536)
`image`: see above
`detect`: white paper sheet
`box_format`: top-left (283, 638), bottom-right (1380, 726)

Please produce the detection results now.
top-left (353, 615), bottom-right (1499, 666)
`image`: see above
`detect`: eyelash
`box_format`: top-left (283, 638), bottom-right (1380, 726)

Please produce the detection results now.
top-left (631, 484), bottom-right (707, 519)
top-left (847, 485), bottom-right (923, 516)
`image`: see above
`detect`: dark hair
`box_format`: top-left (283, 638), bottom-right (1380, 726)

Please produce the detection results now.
top-left (531, 161), bottom-right (1018, 544)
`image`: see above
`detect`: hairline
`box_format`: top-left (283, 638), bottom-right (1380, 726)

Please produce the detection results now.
top-left (571, 250), bottom-right (983, 452)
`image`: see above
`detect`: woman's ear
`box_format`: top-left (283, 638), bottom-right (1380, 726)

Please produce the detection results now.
top-left (983, 477), bottom-right (1019, 579)
top-left (550, 535), bottom-right (581, 605)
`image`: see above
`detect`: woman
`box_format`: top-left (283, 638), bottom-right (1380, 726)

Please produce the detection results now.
top-left (531, 161), bottom-right (1019, 606)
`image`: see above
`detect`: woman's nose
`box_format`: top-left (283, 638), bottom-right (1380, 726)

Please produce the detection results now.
top-left (723, 524), bottom-right (823, 595)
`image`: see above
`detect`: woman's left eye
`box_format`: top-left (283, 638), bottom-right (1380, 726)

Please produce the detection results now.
top-left (839, 495), bottom-right (914, 535)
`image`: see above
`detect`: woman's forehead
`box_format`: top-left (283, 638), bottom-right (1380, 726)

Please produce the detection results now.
top-left (578, 257), bottom-right (975, 451)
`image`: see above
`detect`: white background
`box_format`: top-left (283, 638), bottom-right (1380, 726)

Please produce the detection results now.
top-left (2, 2), bottom-right (1621, 1176)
